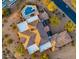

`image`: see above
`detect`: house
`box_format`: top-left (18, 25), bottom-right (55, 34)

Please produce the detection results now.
top-left (21, 5), bottom-right (39, 19)
top-left (17, 21), bottom-right (29, 32)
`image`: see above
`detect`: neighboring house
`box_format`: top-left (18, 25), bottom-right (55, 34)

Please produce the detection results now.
top-left (2, 0), bottom-right (16, 8)
top-left (21, 5), bottom-right (39, 19)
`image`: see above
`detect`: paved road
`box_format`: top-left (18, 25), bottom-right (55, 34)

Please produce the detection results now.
top-left (51, 0), bottom-right (76, 24)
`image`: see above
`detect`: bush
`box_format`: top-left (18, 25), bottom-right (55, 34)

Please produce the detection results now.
top-left (40, 53), bottom-right (49, 59)
top-left (7, 39), bottom-right (13, 44)
top-left (50, 15), bottom-right (60, 27)
top-left (15, 43), bottom-right (25, 56)
top-left (64, 20), bottom-right (76, 32)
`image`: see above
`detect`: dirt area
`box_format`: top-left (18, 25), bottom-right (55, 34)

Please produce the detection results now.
top-left (48, 44), bottom-right (76, 59)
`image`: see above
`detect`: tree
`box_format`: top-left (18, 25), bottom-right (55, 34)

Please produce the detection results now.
top-left (47, 2), bottom-right (57, 12)
top-left (71, 0), bottom-right (76, 9)
top-left (50, 15), bottom-right (60, 27)
top-left (4, 37), bottom-right (13, 46)
top-left (64, 20), bottom-right (76, 32)
top-left (40, 53), bottom-right (49, 59)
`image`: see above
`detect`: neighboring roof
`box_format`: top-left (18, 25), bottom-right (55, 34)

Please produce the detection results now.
top-left (17, 21), bottom-right (28, 32)
top-left (27, 44), bottom-right (39, 55)
top-left (21, 5), bottom-right (39, 19)
top-left (2, 0), bottom-right (16, 8)
top-left (26, 15), bottom-right (39, 23)
top-left (39, 41), bottom-right (52, 52)
top-left (8, 0), bottom-right (16, 7)
top-left (2, 0), bottom-right (7, 8)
